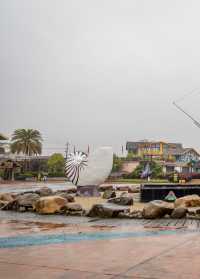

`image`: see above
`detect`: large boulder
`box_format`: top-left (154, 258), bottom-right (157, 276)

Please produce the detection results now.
top-left (65, 203), bottom-right (84, 216)
top-left (142, 200), bottom-right (174, 219)
top-left (102, 190), bottom-right (116, 199)
top-left (0, 193), bottom-right (40, 211)
top-left (87, 203), bottom-right (130, 218)
top-left (0, 193), bottom-right (14, 202)
top-left (16, 193), bottom-right (40, 208)
top-left (34, 196), bottom-right (67, 214)
top-left (36, 187), bottom-right (53, 197)
top-left (1, 200), bottom-right (19, 211)
top-left (108, 193), bottom-right (134, 206)
top-left (175, 195), bottom-right (200, 208)
top-left (66, 203), bottom-right (83, 212)
top-left (171, 207), bottom-right (187, 219)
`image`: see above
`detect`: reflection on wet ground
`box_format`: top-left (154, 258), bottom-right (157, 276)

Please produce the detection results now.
top-left (0, 211), bottom-right (198, 247)
top-left (0, 213), bottom-right (200, 278)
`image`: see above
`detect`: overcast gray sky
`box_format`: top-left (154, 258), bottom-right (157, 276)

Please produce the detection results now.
top-left (1, 0), bottom-right (200, 155)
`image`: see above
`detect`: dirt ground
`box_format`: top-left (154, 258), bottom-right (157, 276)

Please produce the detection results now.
top-left (76, 191), bottom-right (145, 212)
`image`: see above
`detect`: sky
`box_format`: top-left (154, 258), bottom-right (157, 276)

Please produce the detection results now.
top-left (1, 0), bottom-right (200, 155)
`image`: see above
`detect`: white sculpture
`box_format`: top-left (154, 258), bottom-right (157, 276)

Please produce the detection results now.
top-left (65, 146), bottom-right (113, 186)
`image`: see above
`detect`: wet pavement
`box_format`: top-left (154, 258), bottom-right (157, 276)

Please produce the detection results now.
top-left (0, 212), bottom-right (200, 279)
top-left (0, 182), bottom-right (200, 278)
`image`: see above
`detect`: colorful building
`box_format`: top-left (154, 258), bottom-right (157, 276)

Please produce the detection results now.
top-left (126, 140), bottom-right (200, 162)
top-left (126, 141), bottom-right (182, 160)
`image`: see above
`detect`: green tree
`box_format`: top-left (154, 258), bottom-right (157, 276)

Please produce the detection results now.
top-left (127, 151), bottom-right (134, 160)
top-left (11, 129), bottom-right (42, 155)
top-left (11, 129), bottom-right (42, 170)
top-left (112, 154), bottom-right (123, 172)
top-left (47, 153), bottom-right (65, 176)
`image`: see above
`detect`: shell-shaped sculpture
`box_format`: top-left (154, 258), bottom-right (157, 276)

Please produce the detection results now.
top-left (65, 147), bottom-right (113, 186)
top-left (65, 151), bottom-right (88, 185)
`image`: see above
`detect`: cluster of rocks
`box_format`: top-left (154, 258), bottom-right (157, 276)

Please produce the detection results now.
top-left (142, 194), bottom-right (200, 219)
top-left (0, 187), bottom-right (84, 216)
top-left (0, 186), bottom-right (136, 218)
top-left (2, 186), bottom-right (199, 220)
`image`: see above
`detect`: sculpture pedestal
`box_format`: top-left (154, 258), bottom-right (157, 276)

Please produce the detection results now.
top-left (77, 185), bottom-right (100, 197)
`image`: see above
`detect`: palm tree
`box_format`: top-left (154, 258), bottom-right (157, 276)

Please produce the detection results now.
top-left (11, 129), bottom-right (43, 170)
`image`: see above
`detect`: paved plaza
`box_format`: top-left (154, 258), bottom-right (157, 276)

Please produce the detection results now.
top-left (0, 212), bottom-right (200, 279)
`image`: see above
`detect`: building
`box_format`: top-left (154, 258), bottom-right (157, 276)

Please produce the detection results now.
top-left (126, 140), bottom-right (183, 160)
top-left (173, 148), bottom-right (200, 163)
top-left (162, 162), bottom-right (191, 174)
top-left (126, 140), bottom-right (200, 162)
top-left (193, 161), bottom-right (200, 173)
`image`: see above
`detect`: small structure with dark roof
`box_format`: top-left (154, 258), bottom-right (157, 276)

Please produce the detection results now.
top-left (0, 133), bottom-right (10, 157)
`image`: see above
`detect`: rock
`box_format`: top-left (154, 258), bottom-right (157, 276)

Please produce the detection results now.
top-left (187, 207), bottom-right (200, 216)
top-left (36, 187), bottom-right (53, 197)
top-left (34, 196), bottom-right (67, 214)
top-left (142, 200), bottom-right (174, 219)
top-left (18, 206), bottom-right (26, 212)
top-left (65, 203), bottom-right (84, 216)
top-left (118, 212), bottom-right (131, 218)
top-left (128, 185), bottom-right (140, 193)
top-left (16, 193), bottom-right (40, 208)
top-left (171, 207), bottom-right (187, 219)
top-left (0, 200), bottom-right (8, 209)
top-left (116, 185), bottom-right (130, 191)
top-left (1, 200), bottom-right (18, 211)
top-left (165, 191), bottom-right (177, 202)
top-left (65, 186), bottom-right (77, 193)
top-left (66, 203), bottom-right (83, 212)
top-left (77, 185), bottom-right (100, 197)
top-left (56, 192), bottom-right (75, 202)
top-left (0, 193), bottom-right (14, 202)
top-left (98, 185), bottom-right (113, 192)
top-left (108, 194), bottom-right (134, 206)
top-left (175, 195), bottom-right (200, 208)
top-left (129, 210), bottom-right (143, 219)
top-left (1, 193), bottom-right (40, 211)
top-left (102, 190), bottom-right (116, 199)
top-left (87, 203), bottom-right (130, 218)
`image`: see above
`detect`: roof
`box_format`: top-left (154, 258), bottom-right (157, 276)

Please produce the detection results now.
top-left (0, 134), bottom-right (8, 140)
top-left (174, 148), bottom-right (200, 157)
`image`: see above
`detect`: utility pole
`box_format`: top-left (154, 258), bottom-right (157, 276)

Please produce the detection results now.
top-left (65, 142), bottom-right (70, 159)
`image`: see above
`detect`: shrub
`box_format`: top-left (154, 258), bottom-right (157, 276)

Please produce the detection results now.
top-left (129, 160), bottom-right (163, 179)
